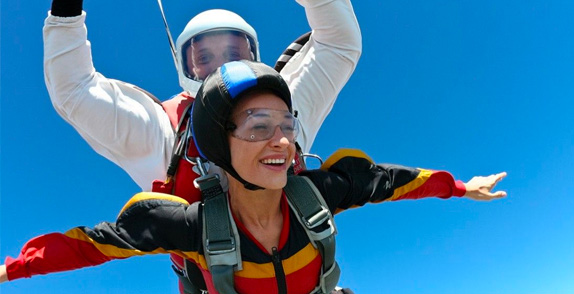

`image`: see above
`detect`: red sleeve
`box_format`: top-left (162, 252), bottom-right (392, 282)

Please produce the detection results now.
top-left (4, 193), bottom-right (196, 281)
top-left (390, 169), bottom-right (467, 201)
top-left (5, 232), bottom-right (114, 281)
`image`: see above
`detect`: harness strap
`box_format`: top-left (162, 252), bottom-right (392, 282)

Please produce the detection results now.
top-left (196, 174), bottom-right (338, 293)
top-left (166, 101), bottom-right (194, 179)
top-left (196, 160), bottom-right (241, 294)
top-left (274, 31), bottom-right (312, 72)
top-left (283, 176), bottom-right (340, 294)
top-left (183, 259), bottom-right (207, 293)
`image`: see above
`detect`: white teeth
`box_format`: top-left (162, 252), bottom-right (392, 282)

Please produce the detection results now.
top-left (261, 158), bottom-right (286, 165)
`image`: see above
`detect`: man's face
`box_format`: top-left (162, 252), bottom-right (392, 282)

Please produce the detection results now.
top-left (186, 32), bottom-right (254, 80)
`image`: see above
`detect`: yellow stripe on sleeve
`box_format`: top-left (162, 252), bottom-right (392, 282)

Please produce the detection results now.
top-left (118, 192), bottom-right (190, 216)
top-left (64, 228), bottom-right (167, 258)
top-left (64, 228), bottom-right (209, 270)
top-left (320, 148), bottom-right (374, 171)
top-left (386, 168), bottom-right (433, 202)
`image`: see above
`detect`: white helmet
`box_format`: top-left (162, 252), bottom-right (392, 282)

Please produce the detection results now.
top-left (175, 9), bottom-right (260, 96)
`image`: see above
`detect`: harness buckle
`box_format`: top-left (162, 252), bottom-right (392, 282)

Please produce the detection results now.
top-left (205, 238), bottom-right (236, 255)
top-left (194, 173), bottom-right (219, 187)
top-left (193, 173), bottom-right (222, 199)
top-left (304, 208), bottom-right (330, 229)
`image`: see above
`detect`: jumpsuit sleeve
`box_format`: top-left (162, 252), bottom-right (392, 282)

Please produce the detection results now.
top-left (4, 193), bottom-right (201, 281)
top-left (43, 12), bottom-right (175, 191)
top-left (301, 153), bottom-right (467, 213)
top-left (282, 0), bottom-right (362, 153)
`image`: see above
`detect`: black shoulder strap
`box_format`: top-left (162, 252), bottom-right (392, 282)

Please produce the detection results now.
top-left (283, 176), bottom-right (340, 293)
top-left (195, 159), bottom-right (240, 294)
top-left (193, 173), bottom-right (340, 294)
top-left (165, 104), bottom-right (194, 179)
top-left (274, 31), bottom-right (312, 72)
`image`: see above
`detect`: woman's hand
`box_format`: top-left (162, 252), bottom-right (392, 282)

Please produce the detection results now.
top-left (463, 172), bottom-right (507, 201)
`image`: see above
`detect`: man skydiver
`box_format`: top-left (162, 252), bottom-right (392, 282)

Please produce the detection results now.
top-left (44, 0), bottom-right (362, 192)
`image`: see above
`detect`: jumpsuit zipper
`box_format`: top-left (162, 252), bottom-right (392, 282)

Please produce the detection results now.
top-left (271, 247), bottom-right (287, 294)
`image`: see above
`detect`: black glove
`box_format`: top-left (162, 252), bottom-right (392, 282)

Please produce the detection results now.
top-left (51, 0), bottom-right (83, 17)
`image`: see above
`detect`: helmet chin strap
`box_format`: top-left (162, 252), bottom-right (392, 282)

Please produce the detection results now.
top-left (232, 170), bottom-right (264, 191)
top-left (223, 165), bottom-right (264, 191)
top-left (156, 0), bottom-right (178, 70)
top-left (244, 182), bottom-right (264, 191)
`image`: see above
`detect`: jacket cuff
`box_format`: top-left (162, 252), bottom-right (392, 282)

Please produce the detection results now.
top-left (51, 0), bottom-right (83, 17)
top-left (5, 256), bottom-right (30, 281)
top-left (453, 180), bottom-right (467, 197)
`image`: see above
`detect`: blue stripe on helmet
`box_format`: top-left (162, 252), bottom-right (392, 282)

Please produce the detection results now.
top-left (221, 61), bottom-right (257, 98)
top-left (189, 103), bottom-right (208, 160)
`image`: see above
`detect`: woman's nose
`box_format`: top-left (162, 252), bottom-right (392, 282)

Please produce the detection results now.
top-left (269, 126), bottom-right (290, 147)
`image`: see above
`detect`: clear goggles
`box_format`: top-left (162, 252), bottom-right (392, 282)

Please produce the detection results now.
top-left (228, 108), bottom-right (300, 143)
top-left (182, 30), bottom-right (258, 80)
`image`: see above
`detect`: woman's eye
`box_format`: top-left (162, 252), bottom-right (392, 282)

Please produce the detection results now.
top-left (282, 122), bottom-right (295, 132)
top-left (252, 124), bottom-right (270, 131)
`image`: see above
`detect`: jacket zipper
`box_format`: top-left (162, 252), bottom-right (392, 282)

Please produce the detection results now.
top-left (271, 247), bottom-right (287, 294)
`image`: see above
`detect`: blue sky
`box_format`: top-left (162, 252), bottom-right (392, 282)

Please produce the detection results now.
top-left (2, 0), bottom-right (574, 293)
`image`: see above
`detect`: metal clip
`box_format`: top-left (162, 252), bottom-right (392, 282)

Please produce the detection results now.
top-left (205, 238), bottom-right (236, 255)
top-left (304, 208), bottom-right (330, 229)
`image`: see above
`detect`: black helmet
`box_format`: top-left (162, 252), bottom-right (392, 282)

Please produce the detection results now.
top-left (191, 60), bottom-right (292, 189)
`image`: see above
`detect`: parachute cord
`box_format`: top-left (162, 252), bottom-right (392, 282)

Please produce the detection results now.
top-left (156, 0), bottom-right (178, 70)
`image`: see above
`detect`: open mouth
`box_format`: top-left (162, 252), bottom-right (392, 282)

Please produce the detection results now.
top-left (260, 158), bottom-right (286, 166)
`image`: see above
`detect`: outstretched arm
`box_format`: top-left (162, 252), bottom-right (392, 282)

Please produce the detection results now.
top-left (1, 193), bottom-right (199, 282)
top-left (463, 172), bottom-right (507, 201)
top-left (44, 0), bottom-right (175, 191)
top-left (303, 149), bottom-right (507, 212)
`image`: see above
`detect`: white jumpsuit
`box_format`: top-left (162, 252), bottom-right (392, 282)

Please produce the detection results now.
top-left (43, 0), bottom-right (362, 191)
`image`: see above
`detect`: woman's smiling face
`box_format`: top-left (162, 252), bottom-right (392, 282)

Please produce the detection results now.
top-left (228, 90), bottom-right (296, 190)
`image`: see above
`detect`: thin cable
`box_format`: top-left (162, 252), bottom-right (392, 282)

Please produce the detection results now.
top-left (157, 0), bottom-right (178, 70)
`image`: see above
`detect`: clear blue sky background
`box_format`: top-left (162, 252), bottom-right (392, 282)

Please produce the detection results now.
top-left (2, 0), bottom-right (574, 293)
